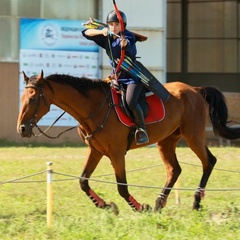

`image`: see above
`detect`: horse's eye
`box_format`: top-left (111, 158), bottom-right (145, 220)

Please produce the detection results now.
top-left (29, 97), bottom-right (35, 102)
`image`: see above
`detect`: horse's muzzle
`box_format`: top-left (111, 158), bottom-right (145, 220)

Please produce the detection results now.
top-left (18, 124), bottom-right (33, 138)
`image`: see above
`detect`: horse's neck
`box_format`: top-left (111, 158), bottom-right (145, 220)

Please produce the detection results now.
top-left (45, 82), bottom-right (105, 124)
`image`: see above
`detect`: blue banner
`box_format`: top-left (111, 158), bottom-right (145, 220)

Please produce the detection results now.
top-left (19, 18), bottom-right (100, 127)
top-left (20, 18), bottom-right (98, 52)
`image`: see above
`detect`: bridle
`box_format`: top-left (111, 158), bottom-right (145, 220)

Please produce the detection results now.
top-left (25, 84), bottom-right (45, 130)
top-left (25, 84), bottom-right (77, 139)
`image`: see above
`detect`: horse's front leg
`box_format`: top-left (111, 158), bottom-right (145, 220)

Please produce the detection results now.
top-left (154, 138), bottom-right (182, 212)
top-left (111, 154), bottom-right (152, 212)
top-left (79, 147), bottom-right (119, 214)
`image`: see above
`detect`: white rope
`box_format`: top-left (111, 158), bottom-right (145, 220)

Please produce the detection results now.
top-left (53, 171), bottom-right (240, 192)
top-left (1, 162), bottom-right (240, 192)
top-left (0, 170), bottom-right (46, 185)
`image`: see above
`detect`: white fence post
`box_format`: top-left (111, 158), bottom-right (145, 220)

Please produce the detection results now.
top-left (46, 162), bottom-right (53, 227)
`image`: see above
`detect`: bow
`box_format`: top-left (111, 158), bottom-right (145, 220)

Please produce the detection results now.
top-left (113, 0), bottom-right (125, 78)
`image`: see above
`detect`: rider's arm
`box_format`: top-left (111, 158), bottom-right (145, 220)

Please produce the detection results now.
top-left (83, 28), bottom-right (108, 37)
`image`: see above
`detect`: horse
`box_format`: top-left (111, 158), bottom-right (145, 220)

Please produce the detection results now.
top-left (17, 70), bottom-right (240, 214)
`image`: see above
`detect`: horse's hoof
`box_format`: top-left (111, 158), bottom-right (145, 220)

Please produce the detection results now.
top-left (142, 204), bottom-right (152, 212)
top-left (154, 205), bottom-right (162, 213)
top-left (192, 202), bottom-right (202, 211)
top-left (105, 202), bottom-right (119, 215)
top-left (193, 192), bottom-right (202, 210)
top-left (154, 200), bottom-right (163, 213)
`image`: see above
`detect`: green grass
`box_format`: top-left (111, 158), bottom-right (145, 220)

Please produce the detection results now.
top-left (1, 145), bottom-right (240, 239)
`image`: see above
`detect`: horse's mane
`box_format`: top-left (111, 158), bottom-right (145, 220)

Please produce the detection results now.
top-left (45, 74), bottom-right (108, 94)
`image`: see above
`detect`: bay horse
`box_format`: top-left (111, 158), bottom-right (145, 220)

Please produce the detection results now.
top-left (17, 70), bottom-right (240, 214)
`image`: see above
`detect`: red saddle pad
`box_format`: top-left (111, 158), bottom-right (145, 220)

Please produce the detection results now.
top-left (111, 87), bottom-right (165, 127)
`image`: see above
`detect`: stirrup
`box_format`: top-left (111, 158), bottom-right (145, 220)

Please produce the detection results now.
top-left (135, 128), bottom-right (149, 145)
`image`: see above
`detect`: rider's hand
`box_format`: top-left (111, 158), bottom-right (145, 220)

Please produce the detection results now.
top-left (102, 28), bottom-right (108, 36)
top-left (120, 38), bottom-right (129, 47)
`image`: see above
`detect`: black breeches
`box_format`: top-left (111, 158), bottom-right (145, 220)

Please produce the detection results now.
top-left (125, 82), bottom-right (144, 111)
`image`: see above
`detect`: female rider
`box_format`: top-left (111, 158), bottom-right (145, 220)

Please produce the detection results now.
top-left (82, 10), bottom-right (149, 145)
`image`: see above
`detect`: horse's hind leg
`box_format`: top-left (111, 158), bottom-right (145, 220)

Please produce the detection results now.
top-left (193, 146), bottom-right (216, 210)
top-left (184, 137), bottom-right (217, 210)
top-left (154, 131), bottom-right (182, 212)
top-left (79, 147), bottom-right (118, 214)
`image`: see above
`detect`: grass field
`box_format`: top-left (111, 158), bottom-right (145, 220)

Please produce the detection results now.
top-left (1, 144), bottom-right (240, 239)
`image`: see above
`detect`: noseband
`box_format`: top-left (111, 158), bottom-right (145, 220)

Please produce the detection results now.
top-left (25, 84), bottom-right (45, 129)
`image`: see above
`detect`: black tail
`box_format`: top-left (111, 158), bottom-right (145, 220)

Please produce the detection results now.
top-left (199, 86), bottom-right (240, 140)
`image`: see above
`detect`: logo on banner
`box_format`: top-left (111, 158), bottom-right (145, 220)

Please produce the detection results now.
top-left (41, 24), bottom-right (58, 46)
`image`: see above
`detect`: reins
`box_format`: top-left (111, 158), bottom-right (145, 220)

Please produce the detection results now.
top-left (34, 112), bottom-right (77, 139)
top-left (78, 85), bottom-right (113, 144)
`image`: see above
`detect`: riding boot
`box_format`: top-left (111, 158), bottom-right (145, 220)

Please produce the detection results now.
top-left (132, 105), bottom-right (149, 145)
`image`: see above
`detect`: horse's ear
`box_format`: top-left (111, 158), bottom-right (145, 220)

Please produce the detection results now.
top-left (36, 70), bottom-right (44, 84)
top-left (22, 71), bottom-right (29, 84)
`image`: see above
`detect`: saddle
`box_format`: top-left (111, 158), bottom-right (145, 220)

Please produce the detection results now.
top-left (111, 83), bottom-right (165, 127)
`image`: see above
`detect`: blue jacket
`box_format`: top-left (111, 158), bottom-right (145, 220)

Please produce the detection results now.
top-left (82, 29), bottom-right (140, 84)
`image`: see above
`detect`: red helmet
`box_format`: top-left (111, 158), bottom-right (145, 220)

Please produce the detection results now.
top-left (106, 10), bottom-right (127, 26)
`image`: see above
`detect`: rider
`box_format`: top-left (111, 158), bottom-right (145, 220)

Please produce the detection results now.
top-left (82, 10), bottom-right (149, 145)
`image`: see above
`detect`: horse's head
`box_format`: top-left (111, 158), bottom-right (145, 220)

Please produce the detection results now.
top-left (17, 70), bottom-right (51, 137)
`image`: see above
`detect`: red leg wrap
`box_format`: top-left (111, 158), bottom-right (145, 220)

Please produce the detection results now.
top-left (128, 195), bottom-right (142, 211)
top-left (88, 189), bottom-right (105, 207)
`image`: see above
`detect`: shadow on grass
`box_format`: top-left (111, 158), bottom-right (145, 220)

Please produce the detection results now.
top-left (0, 138), bottom-right (85, 148)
